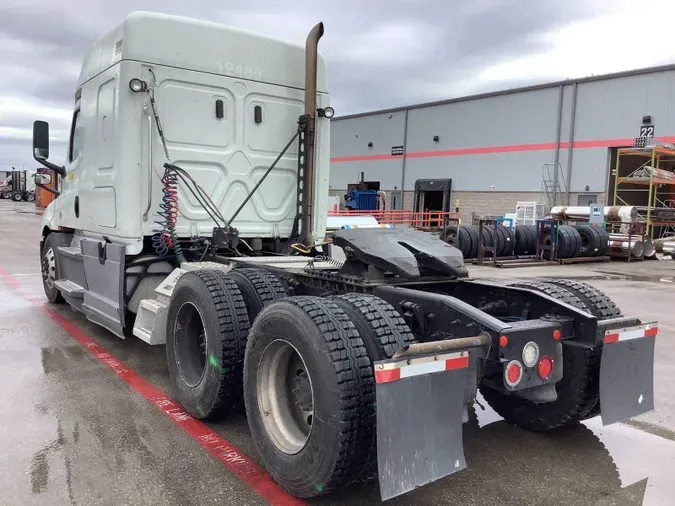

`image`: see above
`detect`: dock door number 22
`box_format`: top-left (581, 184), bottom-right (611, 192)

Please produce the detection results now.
top-left (639, 124), bottom-right (655, 138)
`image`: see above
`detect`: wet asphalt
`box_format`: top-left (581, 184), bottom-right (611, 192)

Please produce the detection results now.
top-left (1, 199), bottom-right (674, 506)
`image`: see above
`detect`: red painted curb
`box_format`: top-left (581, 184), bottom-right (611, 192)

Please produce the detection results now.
top-left (0, 268), bottom-right (305, 506)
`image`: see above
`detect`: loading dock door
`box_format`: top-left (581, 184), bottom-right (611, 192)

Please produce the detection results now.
top-left (413, 178), bottom-right (452, 228)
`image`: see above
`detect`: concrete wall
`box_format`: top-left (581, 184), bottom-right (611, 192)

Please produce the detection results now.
top-left (329, 65), bottom-right (675, 216)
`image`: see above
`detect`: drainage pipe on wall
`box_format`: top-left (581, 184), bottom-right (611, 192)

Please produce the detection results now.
top-left (552, 84), bottom-right (564, 207)
top-left (399, 108), bottom-right (409, 210)
top-left (565, 83), bottom-right (578, 205)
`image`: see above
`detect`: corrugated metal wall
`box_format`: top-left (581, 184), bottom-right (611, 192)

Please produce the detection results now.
top-left (330, 66), bottom-right (675, 200)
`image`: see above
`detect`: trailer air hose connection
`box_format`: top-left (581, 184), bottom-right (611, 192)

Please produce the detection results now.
top-left (152, 167), bottom-right (186, 264)
top-left (143, 71), bottom-right (302, 262)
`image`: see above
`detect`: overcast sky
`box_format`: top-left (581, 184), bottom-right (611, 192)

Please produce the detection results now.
top-left (2, 0), bottom-right (675, 171)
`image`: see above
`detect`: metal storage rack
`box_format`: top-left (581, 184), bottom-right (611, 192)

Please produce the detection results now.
top-left (612, 145), bottom-right (675, 238)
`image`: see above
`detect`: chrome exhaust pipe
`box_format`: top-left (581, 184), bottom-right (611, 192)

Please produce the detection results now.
top-left (301, 22), bottom-right (324, 247)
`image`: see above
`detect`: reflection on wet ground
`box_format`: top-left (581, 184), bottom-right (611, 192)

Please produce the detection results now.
top-left (309, 395), bottom-right (675, 506)
top-left (2, 279), bottom-right (675, 506)
top-left (546, 272), bottom-right (675, 284)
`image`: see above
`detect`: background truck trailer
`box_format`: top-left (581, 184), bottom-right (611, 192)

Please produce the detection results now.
top-left (32, 11), bottom-right (658, 501)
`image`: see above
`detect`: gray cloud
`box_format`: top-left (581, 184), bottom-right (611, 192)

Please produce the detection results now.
top-left (0, 0), bottom-right (611, 171)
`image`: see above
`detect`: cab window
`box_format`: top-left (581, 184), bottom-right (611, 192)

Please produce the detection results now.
top-left (69, 109), bottom-right (82, 162)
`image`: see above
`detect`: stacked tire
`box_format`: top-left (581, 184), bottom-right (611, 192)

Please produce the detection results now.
top-left (540, 225), bottom-right (582, 259)
top-left (575, 225), bottom-right (610, 257)
top-left (445, 224), bottom-right (513, 259)
top-left (514, 225), bottom-right (537, 255)
top-left (446, 223), bottom-right (610, 260)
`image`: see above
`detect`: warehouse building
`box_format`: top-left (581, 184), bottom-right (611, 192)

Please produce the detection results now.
top-left (328, 63), bottom-right (675, 223)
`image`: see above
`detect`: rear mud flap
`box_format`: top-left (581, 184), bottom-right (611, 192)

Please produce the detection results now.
top-left (375, 351), bottom-right (468, 501)
top-left (599, 322), bottom-right (657, 426)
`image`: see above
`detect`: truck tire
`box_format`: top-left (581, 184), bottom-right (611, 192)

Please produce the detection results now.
top-left (543, 279), bottom-right (624, 419)
top-left (329, 293), bottom-right (416, 361)
top-left (575, 225), bottom-right (609, 257)
top-left (11, 192), bottom-right (22, 202)
top-left (479, 281), bottom-right (600, 431)
top-left (480, 226), bottom-right (496, 257)
top-left (165, 270), bottom-right (250, 420)
top-left (464, 225), bottom-right (480, 258)
top-left (457, 226), bottom-right (473, 258)
top-left (544, 279), bottom-right (622, 319)
top-left (40, 234), bottom-right (65, 303)
top-left (506, 281), bottom-right (587, 310)
top-left (327, 293), bottom-right (416, 479)
top-left (495, 226), bottom-right (515, 256)
top-left (243, 296), bottom-right (374, 498)
top-left (227, 268), bottom-right (286, 322)
top-left (515, 225), bottom-right (537, 255)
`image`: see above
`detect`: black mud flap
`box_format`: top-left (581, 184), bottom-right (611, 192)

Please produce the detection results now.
top-left (374, 351), bottom-right (469, 501)
top-left (599, 321), bottom-right (658, 426)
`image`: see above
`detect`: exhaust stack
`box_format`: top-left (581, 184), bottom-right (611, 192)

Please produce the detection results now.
top-left (301, 22), bottom-right (324, 247)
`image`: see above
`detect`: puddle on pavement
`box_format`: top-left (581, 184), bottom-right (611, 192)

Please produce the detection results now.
top-left (4, 303), bottom-right (675, 505)
top-left (317, 394), bottom-right (675, 505)
top-left (535, 272), bottom-right (675, 284)
top-left (471, 395), bottom-right (675, 506)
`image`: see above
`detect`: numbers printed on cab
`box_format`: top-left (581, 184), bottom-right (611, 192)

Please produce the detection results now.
top-left (640, 125), bottom-right (655, 137)
top-left (219, 62), bottom-right (262, 80)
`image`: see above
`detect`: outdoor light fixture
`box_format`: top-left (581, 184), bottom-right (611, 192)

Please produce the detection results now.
top-left (129, 78), bottom-right (148, 92)
top-left (318, 106), bottom-right (335, 118)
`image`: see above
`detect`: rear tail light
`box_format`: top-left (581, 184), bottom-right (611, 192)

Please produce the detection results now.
top-left (505, 360), bottom-right (523, 386)
top-left (538, 356), bottom-right (554, 380)
top-left (522, 341), bottom-right (539, 367)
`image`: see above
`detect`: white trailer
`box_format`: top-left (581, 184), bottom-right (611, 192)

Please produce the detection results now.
top-left (33, 11), bottom-right (658, 502)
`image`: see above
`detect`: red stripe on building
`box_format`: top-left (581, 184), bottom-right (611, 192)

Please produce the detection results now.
top-left (330, 136), bottom-right (675, 163)
top-left (0, 269), bottom-right (305, 506)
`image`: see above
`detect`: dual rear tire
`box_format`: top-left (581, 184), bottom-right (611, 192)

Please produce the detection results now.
top-left (165, 267), bottom-right (414, 498)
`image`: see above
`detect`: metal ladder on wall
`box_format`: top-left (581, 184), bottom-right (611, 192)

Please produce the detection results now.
top-left (540, 163), bottom-right (567, 213)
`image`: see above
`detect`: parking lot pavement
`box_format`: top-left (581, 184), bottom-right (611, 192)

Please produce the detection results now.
top-left (1, 199), bottom-right (674, 505)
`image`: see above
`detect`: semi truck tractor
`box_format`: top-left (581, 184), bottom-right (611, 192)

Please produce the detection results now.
top-left (33, 11), bottom-right (658, 501)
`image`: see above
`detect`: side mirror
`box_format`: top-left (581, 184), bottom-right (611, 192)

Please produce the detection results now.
top-left (33, 120), bottom-right (50, 160)
top-left (34, 173), bottom-right (52, 185)
top-left (32, 120), bottom-right (67, 178)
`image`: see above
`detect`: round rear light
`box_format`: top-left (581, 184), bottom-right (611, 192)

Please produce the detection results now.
top-left (505, 360), bottom-right (523, 386)
top-left (553, 329), bottom-right (561, 341)
top-left (538, 356), bottom-right (554, 380)
top-left (522, 341), bottom-right (539, 367)
top-left (499, 335), bottom-right (508, 347)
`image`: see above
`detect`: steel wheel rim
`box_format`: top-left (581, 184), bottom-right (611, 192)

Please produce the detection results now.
top-left (42, 247), bottom-right (57, 289)
top-left (173, 302), bottom-right (208, 388)
top-left (257, 339), bottom-right (314, 455)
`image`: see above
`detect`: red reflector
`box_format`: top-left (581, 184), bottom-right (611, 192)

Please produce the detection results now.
top-left (603, 333), bottom-right (619, 344)
top-left (553, 329), bottom-right (561, 341)
top-left (375, 368), bottom-right (401, 384)
top-left (645, 326), bottom-right (658, 337)
top-left (499, 335), bottom-right (508, 347)
top-left (538, 356), bottom-right (553, 380)
top-left (506, 361), bottom-right (522, 386)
